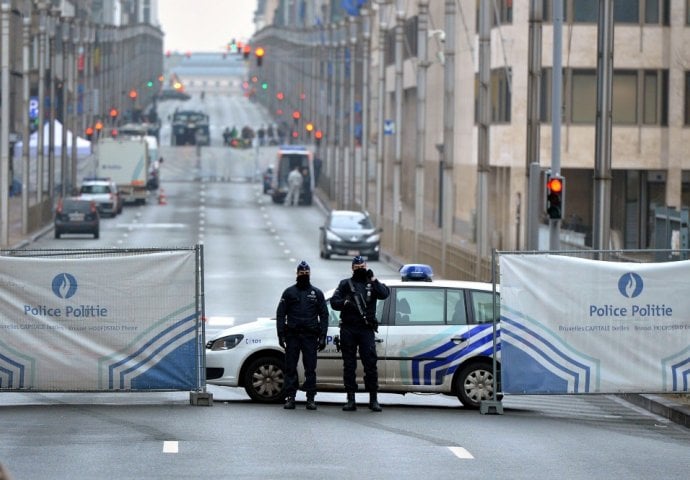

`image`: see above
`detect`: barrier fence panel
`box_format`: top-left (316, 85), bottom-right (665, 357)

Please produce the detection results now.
top-left (0, 247), bottom-right (204, 394)
top-left (497, 250), bottom-right (690, 397)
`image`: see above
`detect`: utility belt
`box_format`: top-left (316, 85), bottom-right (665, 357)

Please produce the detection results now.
top-left (285, 325), bottom-right (320, 335)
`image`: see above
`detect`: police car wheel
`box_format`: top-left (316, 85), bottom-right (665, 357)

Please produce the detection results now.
top-left (243, 356), bottom-right (286, 404)
top-left (454, 361), bottom-right (495, 409)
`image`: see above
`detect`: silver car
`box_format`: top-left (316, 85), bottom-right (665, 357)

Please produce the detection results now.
top-left (79, 178), bottom-right (121, 217)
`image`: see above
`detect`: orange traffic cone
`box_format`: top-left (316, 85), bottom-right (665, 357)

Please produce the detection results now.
top-left (158, 188), bottom-right (167, 205)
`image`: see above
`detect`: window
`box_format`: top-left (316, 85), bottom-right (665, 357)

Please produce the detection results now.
top-left (474, 68), bottom-right (512, 124)
top-left (542, 68), bottom-right (668, 126)
top-left (571, 69), bottom-right (596, 123)
top-left (470, 291), bottom-right (499, 324)
top-left (573, 0), bottom-right (598, 23)
top-left (490, 68), bottom-right (512, 123)
top-left (543, 0), bottom-right (668, 25)
top-left (614, 0), bottom-right (639, 23)
top-left (394, 288), bottom-right (445, 326)
top-left (685, 72), bottom-right (690, 125)
top-left (447, 290), bottom-right (467, 325)
top-left (612, 71), bottom-right (638, 124)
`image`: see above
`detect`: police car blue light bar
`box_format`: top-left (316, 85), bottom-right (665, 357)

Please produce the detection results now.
top-left (399, 264), bottom-right (433, 282)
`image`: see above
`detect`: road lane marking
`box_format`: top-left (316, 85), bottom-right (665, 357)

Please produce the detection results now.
top-left (448, 446), bottom-right (474, 459)
top-left (163, 441), bottom-right (178, 453)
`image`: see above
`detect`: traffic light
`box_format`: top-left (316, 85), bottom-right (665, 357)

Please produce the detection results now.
top-left (109, 107), bottom-right (119, 122)
top-left (305, 122), bottom-right (314, 137)
top-left (546, 174), bottom-right (565, 220)
top-left (314, 129), bottom-right (323, 146)
top-left (255, 47), bottom-right (265, 67)
top-left (128, 89), bottom-right (138, 100)
top-left (85, 126), bottom-right (94, 141)
top-left (146, 80), bottom-right (154, 88)
top-left (243, 44), bottom-right (251, 59)
top-left (276, 91), bottom-right (284, 101)
top-left (95, 120), bottom-right (104, 137)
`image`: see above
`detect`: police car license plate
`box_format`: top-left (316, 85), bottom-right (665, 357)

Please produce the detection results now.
top-left (347, 250), bottom-right (359, 256)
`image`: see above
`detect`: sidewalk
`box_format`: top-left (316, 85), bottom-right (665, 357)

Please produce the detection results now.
top-left (1, 196), bottom-right (52, 250)
top-left (314, 188), bottom-right (690, 428)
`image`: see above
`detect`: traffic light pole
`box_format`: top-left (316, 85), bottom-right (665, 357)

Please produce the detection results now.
top-left (549, 0), bottom-right (564, 251)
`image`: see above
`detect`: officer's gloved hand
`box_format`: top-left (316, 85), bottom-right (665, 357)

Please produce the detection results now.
top-left (279, 336), bottom-right (286, 349)
top-left (318, 336), bottom-right (326, 352)
top-left (367, 269), bottom-right (375, 280)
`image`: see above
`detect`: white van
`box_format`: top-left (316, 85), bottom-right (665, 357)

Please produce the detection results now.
top-left (270, 145), bottom-right (314, 205)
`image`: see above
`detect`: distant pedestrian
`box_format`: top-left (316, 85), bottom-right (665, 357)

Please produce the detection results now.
top-left (285, 165), bottom-right (303, 206)
top-left (276, 261), bottom-right (329, 410)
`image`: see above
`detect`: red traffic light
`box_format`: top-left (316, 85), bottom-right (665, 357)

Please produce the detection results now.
top-left (276, 91), bottom-right (284, 101)
top-left (85, 126), bottom-right (94, 136)
top-left (292, 111), bottom-right (301, 120)
top-left (109, 108), bottom-right (119, 118)
top-left (128, 89), bottom-right (138, 100)
top-left (314, 130), bottom-right (323, 140)
top-left (547, 177), bottom-right (563, 193)
top-left (94, 121), bottom-right (104, 131)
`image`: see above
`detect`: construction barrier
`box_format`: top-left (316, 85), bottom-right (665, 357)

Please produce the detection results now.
top-left (497, 250), bottom-right (690, 396)
top-left (0, 247), bottom-right (207, 401)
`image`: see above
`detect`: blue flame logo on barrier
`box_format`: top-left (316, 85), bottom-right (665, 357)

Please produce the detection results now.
top-left (618, 272), bottom-right (643, 298)
top-left (52, 273), bottom-right (78, 299)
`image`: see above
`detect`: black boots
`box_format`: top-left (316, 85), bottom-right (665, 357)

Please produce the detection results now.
top-left (342, 392), bottom-right (357, 411)
top-left (369, 392), bottom-right (382, 412)
top-left (284, 396), bottom-right (295, 409)
top-left (306, 393), bottom-right (317, 410)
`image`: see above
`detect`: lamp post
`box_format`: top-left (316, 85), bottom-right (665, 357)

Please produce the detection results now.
top-left (60, 16), bottom-right (70, 196)
top-left (1, 0), bottom-right (11, 245)
top-left (37, 1), bottom-right (48, 204)
top-left (21, 0), bottom-right (32, 236)
top-left (71, 19), bottom-right (81, 192)
top-left (47, 7), bottom-right (59, 199)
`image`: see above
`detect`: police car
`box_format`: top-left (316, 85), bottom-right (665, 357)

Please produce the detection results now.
top-left (205, 265), bottom-right (500, 409)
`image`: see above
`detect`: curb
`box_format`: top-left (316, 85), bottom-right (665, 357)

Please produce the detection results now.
top-left (619, 393), bottom-right (690, 429)
top-left (11, 224), bottom-right (54, 250)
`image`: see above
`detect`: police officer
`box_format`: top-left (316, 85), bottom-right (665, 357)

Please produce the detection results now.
top-left (276, 261), bottom-right (329, 410)
top-left (331, 256), bottom-right (390, 412)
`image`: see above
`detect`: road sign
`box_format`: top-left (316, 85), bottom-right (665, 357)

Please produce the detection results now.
top-left (384, 120), bottom-right (394, 135)
top-left (29, 96), bottom-right (39, 120)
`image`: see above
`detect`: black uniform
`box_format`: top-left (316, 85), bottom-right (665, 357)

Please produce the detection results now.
top-left (276, 281), bottom-right (328, 399)
top-left (330, 270), bottom-right (390, 394)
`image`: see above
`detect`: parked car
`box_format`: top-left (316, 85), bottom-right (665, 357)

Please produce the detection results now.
top-left (54, 197), bottom-right (100, 239)
top-left (79, 178), bottom-right (121, 217)
top-left (319, 210), bottom-right (381, 261)
top-left (205, 265), bottom-right (500, 409)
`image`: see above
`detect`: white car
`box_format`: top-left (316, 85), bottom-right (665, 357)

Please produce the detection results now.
top-left (205, 265), bottom-right (501, 409)
top-left (79, 178), bottom-right (121, 217)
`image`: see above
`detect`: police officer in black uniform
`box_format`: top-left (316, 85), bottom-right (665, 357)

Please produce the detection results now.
top-left (331, 256), bottom-right (390, 412)
top-left (276, 261), bottom-right (329, 410)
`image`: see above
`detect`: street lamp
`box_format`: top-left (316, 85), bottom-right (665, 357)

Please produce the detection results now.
top-left (47, 7), bottom-right (59, 199)
top-left (0, 0), bottom-right (11, 245)
top-left (20, 0), bottom-right (32, 235)
top-left (60, 17), bottom-right (71, 196)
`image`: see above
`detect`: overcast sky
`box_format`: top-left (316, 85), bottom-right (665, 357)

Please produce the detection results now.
top-left (158, 1), bottom-right (256, 53)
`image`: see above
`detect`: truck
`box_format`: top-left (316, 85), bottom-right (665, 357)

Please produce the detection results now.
top-left (96, 137), bottom-right (149, 205)
top-left (171, 109), bottom-right (210, 146)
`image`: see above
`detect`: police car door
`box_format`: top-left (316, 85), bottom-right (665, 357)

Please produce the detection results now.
top-left (314, 296), bottom-right (388, 387)
top-left (381, 286), bottom-right (472, 391)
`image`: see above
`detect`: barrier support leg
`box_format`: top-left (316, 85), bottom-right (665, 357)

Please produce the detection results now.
top-left (480, 399), bottom-right (504, 415)
top-left (190, 391), bottom-right (213, 406)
